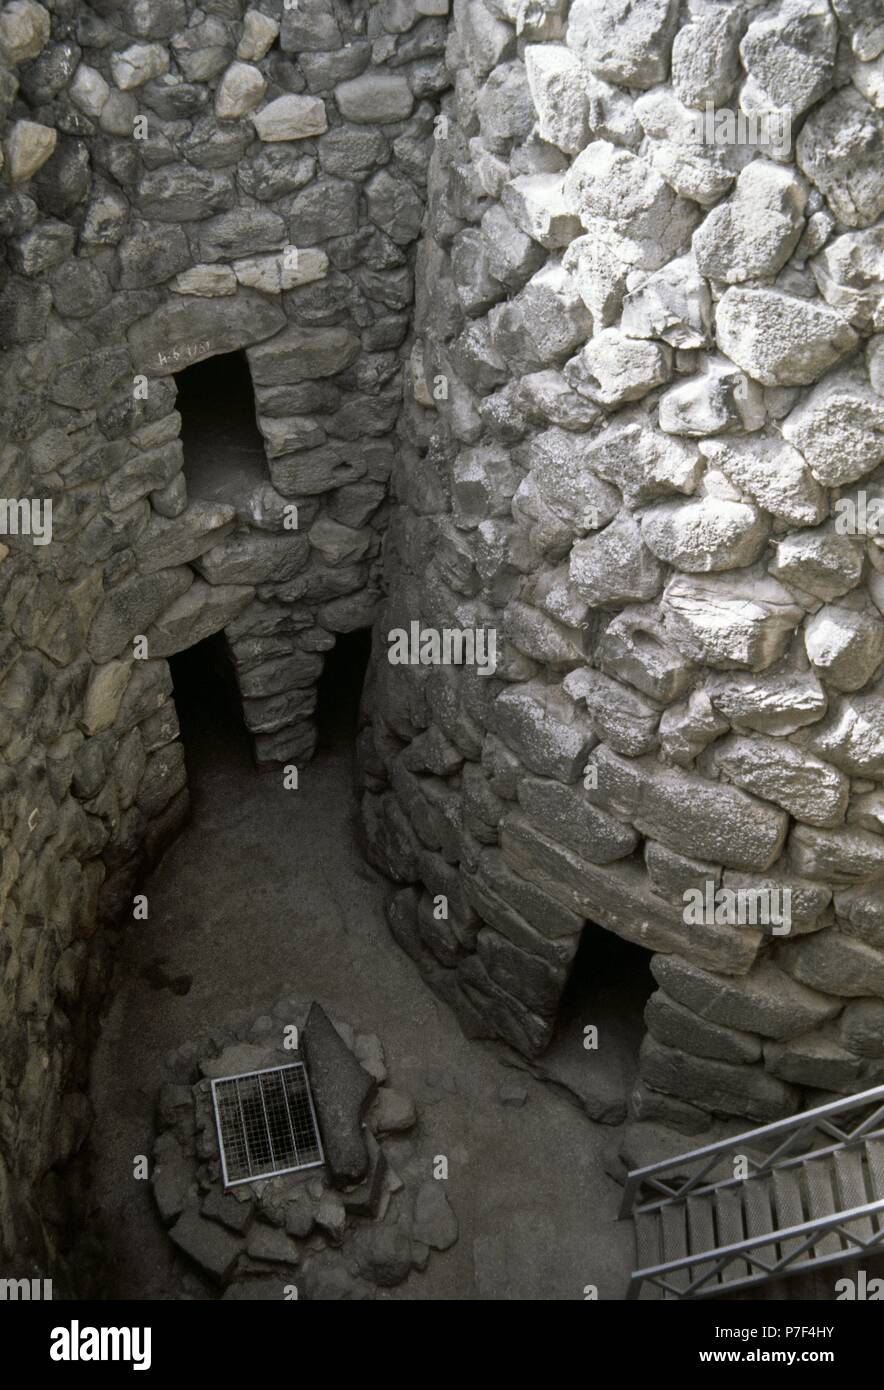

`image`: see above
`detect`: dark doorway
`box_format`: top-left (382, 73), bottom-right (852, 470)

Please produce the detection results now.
top-left (537, 926), bottom-right (656, 1124)
top-left (314, 628), bottom-right (372, 754)
top-left (176, 349), bottom-right (267, 506)
top-left (168, 633), bottom-right (250, 796)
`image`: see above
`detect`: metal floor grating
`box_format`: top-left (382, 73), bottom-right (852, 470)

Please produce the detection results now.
top-left (210, 1063), bottom-right (324, 1187)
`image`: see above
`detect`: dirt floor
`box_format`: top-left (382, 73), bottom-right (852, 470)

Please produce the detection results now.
top-left (86, 633), bottom-right (640, 1301)
top-left (84, 633), bottom-right (883, 1303)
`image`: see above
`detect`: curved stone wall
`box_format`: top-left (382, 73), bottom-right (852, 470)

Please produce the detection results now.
top-left (2, 0), bottom-right (883, 1284)
top-left (359, 0), bottom-right (884, 1140)
top-left (0, 0), bottom-right (444, 1271)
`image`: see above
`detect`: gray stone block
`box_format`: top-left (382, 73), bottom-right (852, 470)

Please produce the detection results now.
top-left (301, 1002), bottom-right (376, 1187)
top-left (640, 1035), bottom-right (800, 1123)
top-left (585, 744), bottom-right (789, 872)
top-left (501, 814), bottom-right (761, 976)
top-left (650, 953), bottom-right (841, 1039)
top-left (169, 1208), bottom-right (243, 1285)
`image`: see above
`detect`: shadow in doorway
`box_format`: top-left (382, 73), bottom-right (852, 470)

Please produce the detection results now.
top-left (176, 349), bottom-right (267, 506)
top-left (168, 632), bottom-right (251, 801)
top-left (532, 927), bottom-right (655, 1125)
top-left (315, 628), bottom-right (372, 756)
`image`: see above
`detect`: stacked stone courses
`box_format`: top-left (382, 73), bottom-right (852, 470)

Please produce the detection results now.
top-left (0, 0), bottom-right (443, 1270)
top-left (358, 0), bottom-right (884, 1146)
top-left (1, 0), bottom-right (883, 1279)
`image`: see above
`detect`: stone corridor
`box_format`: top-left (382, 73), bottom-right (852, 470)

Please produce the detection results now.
top-left (1, 0), bottom-right (882, 1309)
top-left (86, 651), bottom-right (634, 1299)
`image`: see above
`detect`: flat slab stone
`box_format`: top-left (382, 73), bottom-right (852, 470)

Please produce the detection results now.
top-left (302, 1002), bottom-right (376, 1186)
top-left (201, 1189), bottom-right (253, 1235)
top-left (246, 1225), bottom-right (300, 1265)
top-left (169, 1209), bottom-right (243, 1284)
top-left (500, 813), bottom-right (762, 976)
top-left (135, 502), bottom-right (236, 574)
top-left (144, 580), bottom-right (254, 659)
top-left (128, 292), bottom-right (286, 377)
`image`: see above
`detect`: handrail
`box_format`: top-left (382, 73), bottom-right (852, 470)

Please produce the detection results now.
top-left (627, 1195), bottom-right (884, 1300)
top-left (619, 1083), bottom-right (884, 1218)
top-left (634, 1123), bottom-right (884, 1216)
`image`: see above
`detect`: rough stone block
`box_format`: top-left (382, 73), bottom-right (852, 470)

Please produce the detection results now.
top-left (477, 926), bottom-right (566, 1017)
top-left (563, 140), bottom-right (697, 269)
top-left (335, 73), bottom-right (413, 123)
top-left (839, 999), bottom-right (884, 1059)
top-left (128, 293), bottom-right (285, 377)
top-left (456, 953), bottom-right (554, 1057)
top-left (565, 329), bottom-right (672, 408)
top-left (253, 94), bottom-right (328, 141)
top-left (650, 953), bottom-right (841, 1039)
top-left (469, 844), bottom-right (585, 941)
top-left (645, 990), bottom-right (763, 1065)
top-left (502, 173), bottom-right (582, 250)
top-left (597, 603), bottom-right (696, 704)
top-left (807, 689), bottom-right (884, 778)
top-left (693, 161), bottom-right (807, 284)
top-left (585, 744), bottom-right (789, 872)
top-left (661, 568), bottom-right (804, 672)
top-left (194, 533), bottom-right (310, 586)
top-left (169, 1209), bottom-right (243, 1284)
top-left (715, 287), bottom-right (858, 388)
top-left (568, 0), bottom-right (679, 91)
top-left (247, 325), bottom-right (360, 385)
top-left (569, 513), bottom-right (664, 607)
top-left (301, 1003), bottom-right (376, 1187)
top-left (135, 502), bottom-right (235, 574)
top-left (640, 1035), bottom-right (799, 1123)
top-left (517, 774), bottom-right (639, 864)
top-left (789, 823), bottom-right (884, 885)
top-left (88, 568), bottom-right (194, 663)
top-left (642, 495), bottom-right (768, 575)
top-left (524, 43), bottom-right (590, 154)
top-left (501, 814), bottom-right (761, 975)
top-left (710, 734), bottom-right (849, 829)
top-left (804, 604), bottom-right (884, 693)
top-left (780, 929), bottom-right (884, 1000)
top-left (563, 668), bottom-right (662, 756)
top-left (620, 253), bottom-right (711, 350)
top-left (764, 1030), bottom-right (865, 1092)
top-left (492, 679), bottom-right (597, 782)
top-left (781, 369), bottom-right (884, 488)
top-left (706, 667), bottom-right (828, 737)
top-left (144, 581), bottom-right (254, 659)
top-left (6, 119), bottom-right (56, 182)
top-left (700, 435), bottom-right (827, 529)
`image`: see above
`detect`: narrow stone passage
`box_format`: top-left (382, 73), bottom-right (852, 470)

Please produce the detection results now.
top-left (177, 351), bottom-right (268, 509)
top-left (86, 647), bottom-right (634, 1300)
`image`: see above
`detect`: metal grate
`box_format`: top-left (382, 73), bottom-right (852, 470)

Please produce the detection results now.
top-left (210, 1063), bottom-right (324, 1187)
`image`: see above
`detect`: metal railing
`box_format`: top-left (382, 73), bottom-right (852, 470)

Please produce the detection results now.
top-left (628, 1198), bottom-right (884, 1300)
top-left (620, 1083), bottom-right (884, 1217)
top-left (620, 1083), bottom-right (884, 1299)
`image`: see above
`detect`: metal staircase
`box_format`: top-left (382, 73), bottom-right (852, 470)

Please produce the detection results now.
top-left (621, 1083), bottom-right (884, 1299)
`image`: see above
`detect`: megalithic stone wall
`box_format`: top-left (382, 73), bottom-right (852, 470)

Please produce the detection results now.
top-left (1, 0), bottom-right (883, 1284)
top-left (0, 0), bottom-right (444, 1274)
top-left (359, 0), bottom-right (884, 1136)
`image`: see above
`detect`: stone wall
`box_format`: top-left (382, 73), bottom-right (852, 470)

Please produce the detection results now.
top-left (0, 0), bottom-right (445, 1272)
top-left (359, 0), bottom-right (884, 1139)
top-left (2, 0), bottom-right (884, 1286)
